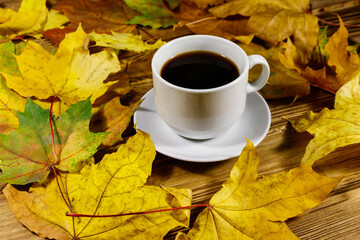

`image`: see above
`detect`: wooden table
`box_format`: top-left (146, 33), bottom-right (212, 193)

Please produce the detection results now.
top-left (1, 0), bottom-right (360, 239)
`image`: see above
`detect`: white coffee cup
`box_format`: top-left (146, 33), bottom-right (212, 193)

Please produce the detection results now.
top-left (151, 35), bottom-right (270, 139)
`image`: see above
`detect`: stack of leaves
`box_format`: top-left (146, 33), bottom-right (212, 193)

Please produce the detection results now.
top-left (0, 0), bottom-right (357, 239)
top-left (38, 0), bottom-right (360, 99)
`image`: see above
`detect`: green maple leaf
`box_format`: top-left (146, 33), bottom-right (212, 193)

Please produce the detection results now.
top-left (124, 0), bottom-right (179, 28)
top-left (0, 98), bottom-right (107, 185)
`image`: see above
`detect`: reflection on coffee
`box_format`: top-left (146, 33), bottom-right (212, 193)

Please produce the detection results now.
top-left (160, 51), bottom-right (239, 89)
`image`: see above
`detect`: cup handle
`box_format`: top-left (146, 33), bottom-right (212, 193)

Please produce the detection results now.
top-left (247, 54), bottom-right (270, 93)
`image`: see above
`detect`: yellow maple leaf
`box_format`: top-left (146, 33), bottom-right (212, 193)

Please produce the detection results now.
top-left (0, 0), bottom-right (69, 38)
top-left (3, 131), bottom-right (192, 239)
top-left (1, 25), bottom-right (121, 106)
top-left (290, 71), bottom-right (360, 165)
top-left (176, 139), bottom-right (341, 240)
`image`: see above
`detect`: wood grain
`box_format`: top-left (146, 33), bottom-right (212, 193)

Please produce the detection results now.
top-left (1, 0), bottom-right (360, 239)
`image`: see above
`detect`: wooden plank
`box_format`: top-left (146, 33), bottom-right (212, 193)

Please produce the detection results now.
top-left (0, 194), bottom-right (41, 240)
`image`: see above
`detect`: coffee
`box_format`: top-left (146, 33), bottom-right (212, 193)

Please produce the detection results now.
top-left (160, 51), bottom-right (239, 89)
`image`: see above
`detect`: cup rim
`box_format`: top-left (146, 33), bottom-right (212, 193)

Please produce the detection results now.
top-left (151, 35), bottom-right (249, 93)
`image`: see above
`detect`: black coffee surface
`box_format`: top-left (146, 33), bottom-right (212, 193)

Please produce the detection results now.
top-left (160, 51), bottom-right (239, 89)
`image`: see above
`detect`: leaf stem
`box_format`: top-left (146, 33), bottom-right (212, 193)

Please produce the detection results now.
top-left (49, 96), bottom-right (58, 162)
top-left (0, 35), bottom-right (25, 44)
top-left (185, 17), bottom-right (217, 26)
top-left (66, 204), bottom-right (209, 218)
top-left (51, 165), bottom-right (72, 211)
top-left (49, 96), bottom-right (72, 212)
top-left (318, 17), bottom-right (360, 28)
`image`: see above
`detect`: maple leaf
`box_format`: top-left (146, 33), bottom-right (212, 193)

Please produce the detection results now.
top-left (89, 31), bottom-right (165, 52)
top-left (0, 0), bottom-right (68, 38)
top-left (289, 71), bottom-right (360, 165)
top-left (0, 98), bottom-right (107, 185)
top-left (90, 97), bottom-right (142, 147)
top-left (176, 139), bottom-right (342, 240)
top-left (43, 0), bottom-right (138, 45)
top-left (0, 25), bottom-right (121, 107)
top-left (3, 131), bottom-right (192, 239)
top-left (207, 0), bottom-right (318, 60)
top-left (124, 0), bottom-right (179, 28)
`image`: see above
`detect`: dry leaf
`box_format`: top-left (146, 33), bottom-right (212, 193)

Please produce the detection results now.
top-left (118, 50), bottom-right (156, 80)
top-left (301, 66), bottom-right (339, 93)
top-left (247, 10), bottom-right (318, 59)
top-left (324, 16), bottom-right (360, 87)
top-left (290, 71), bottom-right (360, 165)
top-left (302, 16), bottom-right (360, 93)
top-left (208, 0), bottom-right (318, 59)
top-left (240, 43), bottom-right (310, 99)
top-left (1, 25), bottom-right (121, 106)
top-left (189, 0), bottom-right (224, 8)
top-left (43, 0), bottom-right (138, 45)
top-left (90, 97), bottom-right (141, 147)
top-left (3, 131), bottom-right (192, 240)
top-left (176, 139), bottom-right (342, 239)
top-left (208, 0), bottom-right (310, 16)
top-left (278, 38), bottom-right (304, 73)
top-left (171, 0), bottom-right (250, 40)
top-left (124, 0), bottom-right (179, 28)
top-left (0, 0), bottom-right (68, 38)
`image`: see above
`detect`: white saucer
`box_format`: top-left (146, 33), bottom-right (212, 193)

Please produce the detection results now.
top-left (134, 89), bottom-right (271, 162)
